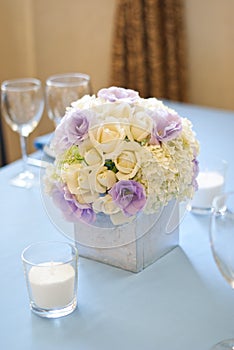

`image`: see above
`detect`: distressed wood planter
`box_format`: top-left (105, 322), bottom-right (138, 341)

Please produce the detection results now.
top-left (74, 200), bottom-right (179, 273)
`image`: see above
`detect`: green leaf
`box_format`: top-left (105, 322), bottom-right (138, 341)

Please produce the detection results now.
top-left (61, 145), bottom-right (84, 166)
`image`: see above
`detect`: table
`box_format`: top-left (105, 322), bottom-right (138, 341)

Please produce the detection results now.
top-left (1, 101), bottom-right (234, 350)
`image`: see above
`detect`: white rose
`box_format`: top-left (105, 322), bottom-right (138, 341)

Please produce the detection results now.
top-left (79, 138), bottom-right (104, 168)
top-left (96, 167), bottom-right (117, 190)
top-left (88, 166), bottom-right (117, 193)
top-left (91, 102), bottom-right (132, 123)
top-left (113, 141), bottom-right (141, 180)
top-left (61, 164), bottom-right (98, 204)
top-left (130, 107), bottom-right (153, 142)
top-left (89, 122), bottom-right (126, 154)
top-left (93, 194), bottom-right (120, 215)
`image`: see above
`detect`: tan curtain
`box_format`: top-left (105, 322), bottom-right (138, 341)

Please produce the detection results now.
top-left (111, 0), bottom-right (187, 101)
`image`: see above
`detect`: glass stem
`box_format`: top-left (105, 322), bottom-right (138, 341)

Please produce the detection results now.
top-left (19, 134), bottom-right (28, 172)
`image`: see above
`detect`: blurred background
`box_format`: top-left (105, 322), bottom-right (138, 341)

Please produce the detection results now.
top-left (1, 0), bottom-right (234, 164)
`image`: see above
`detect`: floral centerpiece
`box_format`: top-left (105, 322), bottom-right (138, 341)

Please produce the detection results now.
top-left (45, 86), bottom-right (199, 228)
top-left (44, 86), bottom-right (199, 272)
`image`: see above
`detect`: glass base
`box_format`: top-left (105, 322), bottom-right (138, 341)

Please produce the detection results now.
top-left (10, 170), bottom-right (38, 189)
top-left (211, 339), bottom-right (234, 349)
top-left (30, 298), bottom-right (77, 318)
top-left (187, 204), bottom-right (213, 216)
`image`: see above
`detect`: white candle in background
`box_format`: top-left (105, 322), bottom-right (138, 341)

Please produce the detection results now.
top-left (29, 262), bottom-right (75, 309)
top-left (192, 171), bottom-right (224, 208)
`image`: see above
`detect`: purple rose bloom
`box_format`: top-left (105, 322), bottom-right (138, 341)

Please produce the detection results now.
top-left (109, 180), bottom-right (146, 217)
top-left (51, 109), bottom-right (89, 154)
top-left (65, 110), bottom-right (89, 144)
top-left (51, 183), bottom-right (96, 224)
top-left (97, 86), bottom-right (140, 103)
top-left (150, 108), bottom-right (182, 144)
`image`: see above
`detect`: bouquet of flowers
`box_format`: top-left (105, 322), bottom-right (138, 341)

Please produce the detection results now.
top-left (44, 87), bottom-right (199, 226)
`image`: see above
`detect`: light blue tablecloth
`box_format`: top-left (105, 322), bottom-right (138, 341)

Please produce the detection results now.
top-left (1, 101), bottom-right (234, 350)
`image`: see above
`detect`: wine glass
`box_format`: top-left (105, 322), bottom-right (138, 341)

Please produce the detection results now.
top-left (1, 78), bottom-right (44, 188)
top-left (45, 72), bottom-right (92, 127)
top-left (210, 191), bottom-right (234, 349)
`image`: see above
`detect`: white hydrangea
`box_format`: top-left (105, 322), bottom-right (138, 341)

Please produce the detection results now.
top-left (135, 117), bottom-right (199, 214)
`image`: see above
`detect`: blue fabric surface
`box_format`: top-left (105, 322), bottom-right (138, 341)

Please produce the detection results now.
top-left (1, 101), bottom-right (234, 350)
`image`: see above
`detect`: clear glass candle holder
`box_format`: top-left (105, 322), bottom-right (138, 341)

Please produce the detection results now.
top-left (188, 156), bottom-right (227, 215)
top-left (22, 241), bottom-right (78, 318)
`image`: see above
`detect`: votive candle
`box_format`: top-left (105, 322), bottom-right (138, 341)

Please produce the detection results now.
top-left (29, 262), bottom-right (75, 309)
top-left (192, 171), bottom-right (224, 209)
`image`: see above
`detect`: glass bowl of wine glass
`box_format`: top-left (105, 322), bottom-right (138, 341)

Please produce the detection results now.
top-left (1, 78), bottom-right (44, 188)
top-left (45, 72), bottom-right (92, 127)
top-left (210, 191), bottom-right (234, 349)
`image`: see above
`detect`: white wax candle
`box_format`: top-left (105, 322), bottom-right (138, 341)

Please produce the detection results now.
top-left (29, 262), bottom-right (75, 309)
top-left (192, 171), bottom-right (224, 208)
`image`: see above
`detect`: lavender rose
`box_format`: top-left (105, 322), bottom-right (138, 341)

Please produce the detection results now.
top-left (97, 86), bottom-right (140, 103)
top-left (65, 110), bottom-right (89, 144)
top-left (150, 108), bottom-right (182, 143)
top-left (51, 109), bottom-right (89, 154)
top-left (51, 183), bottom-right (96, 224)
top-left (109, 180), bottom-right (146, 217)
